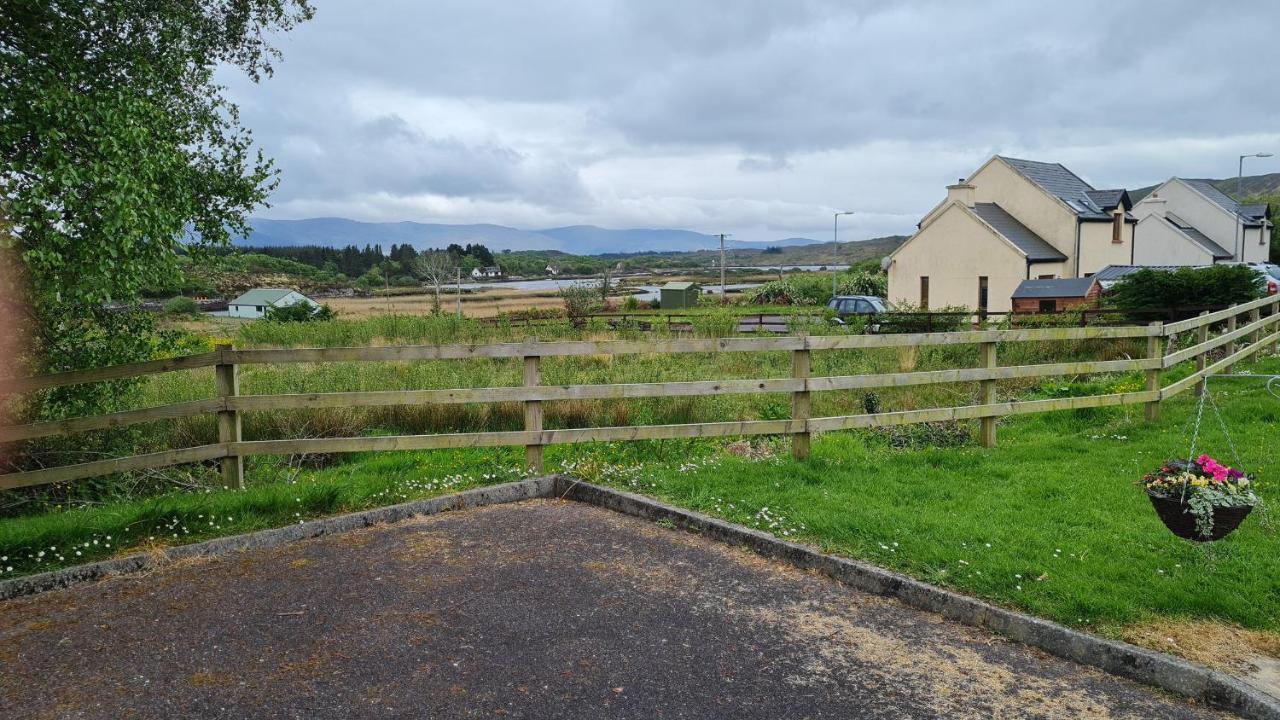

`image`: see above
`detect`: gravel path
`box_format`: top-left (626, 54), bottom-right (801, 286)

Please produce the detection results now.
top-left (0, 500), bottom-right (1232, 719)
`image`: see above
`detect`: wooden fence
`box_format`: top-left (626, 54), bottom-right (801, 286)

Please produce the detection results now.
top-left (2, 295), bottom-right (1277, 492)
top-left (486, 305), bottom-right (1238, 333)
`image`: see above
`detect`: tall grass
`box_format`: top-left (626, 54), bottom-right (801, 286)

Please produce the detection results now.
top-left (3, 312), bottom-right (1165, 510)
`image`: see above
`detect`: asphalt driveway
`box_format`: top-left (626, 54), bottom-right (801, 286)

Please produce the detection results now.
top-left (0, 500), bottom-right (1231, 719)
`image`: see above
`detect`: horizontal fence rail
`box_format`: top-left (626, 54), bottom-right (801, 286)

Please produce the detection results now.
top-left (1, 296), bottom-right (1277, 491)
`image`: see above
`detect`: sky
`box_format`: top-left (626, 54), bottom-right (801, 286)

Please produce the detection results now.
top-left (226, 0), bottom-right (1280, 244)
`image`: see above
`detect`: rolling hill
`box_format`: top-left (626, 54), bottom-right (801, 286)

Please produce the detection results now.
top-left (1129, 172), bottom-right (1280, 203)
top-left (239, 218), bottom-right (827, 255)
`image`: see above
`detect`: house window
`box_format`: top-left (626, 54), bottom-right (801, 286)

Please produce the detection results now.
top-left (1038, 274), bottom-right (1055, 280)
top-left (1038, 299), bottom-right (1057, 313)
top-left (1112, 211), bottom-right (1123, 244)
top-left (256, 306), bottom-right (264, 313)
top-left (977, 276), bottom-right (989, 318)
top-left (920, 276), bottom-right (930, 309)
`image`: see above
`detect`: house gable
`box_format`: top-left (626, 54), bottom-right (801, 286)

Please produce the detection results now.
top-left (1131, 214), bottom-right (1216, 266)
top-left (968, 157), bottom-right (1079, 260)
top-left (887, 202), bottom-right (1038, 313)
top-left (1132, 179), bottom-right (1259, 262)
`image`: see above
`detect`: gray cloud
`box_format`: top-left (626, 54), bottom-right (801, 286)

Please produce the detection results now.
top-left (228, 0), bottom-right (1280, 241)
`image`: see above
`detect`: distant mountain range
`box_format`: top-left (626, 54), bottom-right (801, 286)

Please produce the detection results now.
top-left (1130, 172), bottom-right (1280, 203)
top-left (239, 218), bottom-right (828, 256)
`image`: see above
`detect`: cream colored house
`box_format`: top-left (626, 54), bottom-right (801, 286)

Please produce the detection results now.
top-left (885, 156), bottom-right (1134, 314)
top-left (1131, 178), bottom-right (1272, 265)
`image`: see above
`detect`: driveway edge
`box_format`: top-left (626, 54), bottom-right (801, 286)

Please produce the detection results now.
top-left (555, 477), bottom-right (1279, 720)
top-left (0, 477), bottom-right (556, 602)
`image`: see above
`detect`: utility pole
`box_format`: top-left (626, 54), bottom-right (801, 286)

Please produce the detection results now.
top-left (832, 211), bottom-right (855, 299)
top-left (719, 233), bottom-right (730, 298)
top-left (1237, 153), bottom-right (1273, 260)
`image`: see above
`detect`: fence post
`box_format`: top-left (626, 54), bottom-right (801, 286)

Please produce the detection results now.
top-left (791, 341), bottom-right (811, 460)
top-left (979, 340), bottom-right (997, 448)
top-left (1272, 300), bottom-right (1280, 354)
top-left (1145, 322), bottom-right (1163, 422)
top-left (214, 344), bottom-right (244, 490)
top-left (523, 355), bottom-right (544, 473)
top-left (1195, 311), bottom-right (1210, 397)
top-left (1248, 307), bottom-right (1262, 354)
top-left (1224, 313), bottom-right (1238, 373)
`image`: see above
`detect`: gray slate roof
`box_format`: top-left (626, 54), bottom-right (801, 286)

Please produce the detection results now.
top-left (1164, 213), bottom-right (1232, 260)
top-left (1091, 265), bottom-right (1184, 283)
top-left (229, 288), bottom-right (296, 306)
top-left (1084, 189), bottom-right (1129, 211)
top-left (999, 156), bottom-right (1126, 220)
top-left (1182, 179), bottom-right (1264, 226)
top-left (970, 203), bottom-right (1068, 261)
top-left (1011, 277), bottom-right (1097, 299)
top-left (1238, 203), bottom-right (1270, 220)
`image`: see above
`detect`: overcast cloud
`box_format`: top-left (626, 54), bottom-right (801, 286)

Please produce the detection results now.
top-left (227, 0), bottom-right (1280, 243)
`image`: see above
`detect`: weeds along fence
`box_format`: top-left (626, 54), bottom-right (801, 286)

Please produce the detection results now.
top-left (481, 305), bottom-right (1236, 333)
top-left (2, 295), bottom-right (1278, 492)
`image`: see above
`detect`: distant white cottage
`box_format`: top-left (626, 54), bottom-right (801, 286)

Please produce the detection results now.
top-left (227, 288), bottom-right (318, 319)
top-left (471, 266), bottom-right (503, 279)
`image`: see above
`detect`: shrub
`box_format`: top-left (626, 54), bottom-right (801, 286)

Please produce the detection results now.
top-left (162, 296), bottom-right (199, 315)
top-left (559, 284), bottom-right (600, 326)
top-left (1107, 265), bottom-right (1262, 318)
top-left (622, 296), bottom-right (640, 311)
top-left (876, 302), bottom-right (970, 334)
top-left (691, 309), bottom-right (738, 338)
top-left (264, 302), bottom-right (335, 323)
top-left (748, 271), bottom-right (887, 306)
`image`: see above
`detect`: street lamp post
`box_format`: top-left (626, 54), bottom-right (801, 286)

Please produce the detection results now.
top-left (1236, 153), bottom-right (1274, 260)
top-left (832, 211), bottom-right (854, 299)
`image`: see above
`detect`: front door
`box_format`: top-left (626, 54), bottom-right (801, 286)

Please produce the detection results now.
top-left (977, 276), bottom-right (989, 320)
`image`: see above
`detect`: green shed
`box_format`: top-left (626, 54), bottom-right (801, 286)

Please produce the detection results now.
top-left (660, 281), bottom-right (701, 310)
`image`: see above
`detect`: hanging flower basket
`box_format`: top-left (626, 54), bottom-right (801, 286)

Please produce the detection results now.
top-left (1142, 455), bottom-right (1258, 542)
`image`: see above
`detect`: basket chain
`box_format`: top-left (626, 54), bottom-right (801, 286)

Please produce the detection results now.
top-left (1186, 377), bottom-right (1245, 471)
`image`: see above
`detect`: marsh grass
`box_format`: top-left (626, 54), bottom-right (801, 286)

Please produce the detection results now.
top-left (0, 313), bottom-right (1205, 512)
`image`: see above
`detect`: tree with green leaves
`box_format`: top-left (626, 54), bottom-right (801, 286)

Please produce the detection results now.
top-left (0, 0), bottom-right (313, 418)
top-left (1106, 265), bottom-right (1262, 319)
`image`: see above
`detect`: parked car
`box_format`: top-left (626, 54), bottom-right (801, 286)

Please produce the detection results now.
top-left (1258, 263), bottom-right (1280, 295)
top-left (827, 295), bottom-right (887, 326)
top-left (1222, 262), bottom-right (1280, 295)
top-left (827, 295), bottom-right (886, 316)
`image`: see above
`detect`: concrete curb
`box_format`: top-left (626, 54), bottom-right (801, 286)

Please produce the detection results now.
top-left (0, 477), bottom-right (556, 602)
top-left (555, 478), bottom-right (1280, 720)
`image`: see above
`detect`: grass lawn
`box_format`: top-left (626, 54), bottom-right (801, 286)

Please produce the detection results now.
top-left (3, 352), bottom-right (1277, 669)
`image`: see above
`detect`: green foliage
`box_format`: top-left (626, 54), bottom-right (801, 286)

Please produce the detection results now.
top-left (263, 302), bottom-right (335, 323)
top-left (690, 309), bottom-right (738, 338)
top-left (877, 302), bottom-right (970, 334)
top-left (162, 297), bottom-right (199, 315)
top-left (29, 310), bottom-right (167, 420)
top-left (0, 0), bottom-right (312, 411)
top-left (1107, 265), bottom-right (1262, 317)
top-left (748, 271), bottom-right (886, 305)
top-left (622, 296), bottom-right (641, 311)
top-left (559, 284), bottom-right (601, 325)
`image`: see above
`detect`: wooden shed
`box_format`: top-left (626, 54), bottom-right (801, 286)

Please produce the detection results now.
top-left (660, 282), bottom-right (701, 310)
top-left (1011, 277), bottom-right (1100, 314)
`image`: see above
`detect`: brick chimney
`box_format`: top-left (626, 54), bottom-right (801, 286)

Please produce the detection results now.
top-left (1143, 191), bottom-right (1167, 219)
top-left (947, 180), bottom-right (976, 208)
